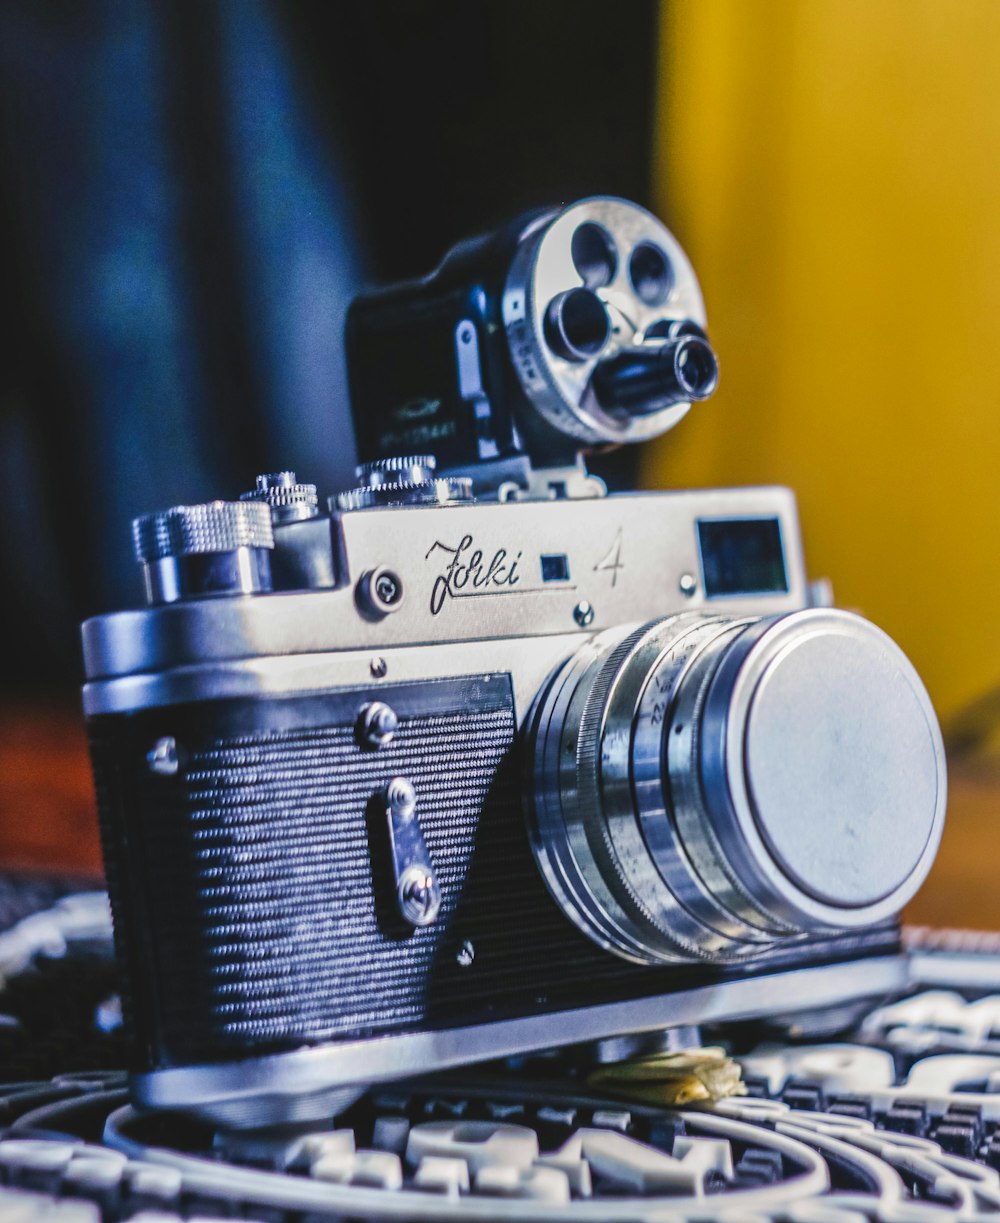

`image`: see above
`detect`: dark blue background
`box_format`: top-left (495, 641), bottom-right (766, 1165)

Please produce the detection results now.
top-left (0, 0), bottom-right (658, 688)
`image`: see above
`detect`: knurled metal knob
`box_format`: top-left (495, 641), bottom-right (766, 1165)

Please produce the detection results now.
top-left (334, 454), bottom-right (473, 511)
top-left (356, 456), bottom-right (438, 487)
top-left (133, 501), bottom-right (274, 564)
top-left (240, 472), bottom-right (319, 522)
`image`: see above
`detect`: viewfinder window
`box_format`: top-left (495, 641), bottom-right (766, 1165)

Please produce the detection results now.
top-left (541, 554), bottom-right (571, 582)
top-left (698, 518), bottom-right (788, 597)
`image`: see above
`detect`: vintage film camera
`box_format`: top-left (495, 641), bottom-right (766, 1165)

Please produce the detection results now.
top-left (82, 197), bottom-right (946, 1129)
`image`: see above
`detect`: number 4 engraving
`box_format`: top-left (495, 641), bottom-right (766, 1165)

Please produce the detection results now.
top-left (594, 529), bottom-right (624, 587)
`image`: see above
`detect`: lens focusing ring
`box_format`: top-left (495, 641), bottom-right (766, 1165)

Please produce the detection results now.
top-left (575, 619), bottom-right (775, 961)
top-left (632, 618), bottom-right (793, 941)
top-left (530, 630), bottom-right (680, 962)
top-left (533, 617), bottom-right (786, 965)
top-left (563, 628), bottom-right (710, 961)
top-left (529, 608), bottom-right (947, 965)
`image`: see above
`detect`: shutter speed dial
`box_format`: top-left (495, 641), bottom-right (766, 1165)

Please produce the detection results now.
top-left (132, 500), bottom-right (275, 605)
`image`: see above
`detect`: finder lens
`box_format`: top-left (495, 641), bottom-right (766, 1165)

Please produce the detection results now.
top-left (543, 288), bottom-right (611, 362)
top-left (629, 242), bottom-right (674, 305)
top-left (592, 335), bottom-right (719, 416)
top-left (571, 222), bottom-right (618, 289)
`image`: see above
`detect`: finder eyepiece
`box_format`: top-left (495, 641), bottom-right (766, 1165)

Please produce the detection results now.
top-left (593, 335), bottom-right (719, 416)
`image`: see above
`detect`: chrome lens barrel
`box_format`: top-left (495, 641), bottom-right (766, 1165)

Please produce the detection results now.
top-left (528, 609), bottom-right (947, 965)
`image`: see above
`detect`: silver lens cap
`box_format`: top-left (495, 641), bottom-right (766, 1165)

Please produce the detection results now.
top-left (699, 609), bottom-right (946, 925)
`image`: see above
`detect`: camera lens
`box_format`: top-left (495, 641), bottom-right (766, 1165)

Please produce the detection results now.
top-left (543, 288), bottom-right (611, 362)
top-left (528, 609), bottom-right (946, 965)
top-left (629, 242), bottom-right (674, 305)
top-left (571, 222), bottom-right (618, 289)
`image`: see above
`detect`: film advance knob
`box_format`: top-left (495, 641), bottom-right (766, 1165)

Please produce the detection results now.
top-left (695, 608), bottom-right (947, 930)
top-left (132, 500), bottom-right (275, 605)
top-left (240, 472), bottom-right (319, 522)
top-left (335, 454), bottom-right (473, 510)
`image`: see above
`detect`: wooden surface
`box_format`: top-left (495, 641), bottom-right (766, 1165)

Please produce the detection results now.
top-left (0, 704), bottom-right (996, 930)
top-left (903, 756), bottom-right (1000, 930)
top-left (0, 703), bottom-right (103, 876)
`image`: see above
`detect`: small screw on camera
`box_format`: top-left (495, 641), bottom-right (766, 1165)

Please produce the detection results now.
top-left (386, 776), bottom-right (417, 817)
top-left (147, 737), bottom-right (180, 776)
top-left (357, 701), bottom-right (398, 749)
top-left (399, 868), bottom-right (440, 926)
top-left (573, 600), bottom-right (595, 627)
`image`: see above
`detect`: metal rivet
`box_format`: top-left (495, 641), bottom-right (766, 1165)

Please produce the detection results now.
top-left (399, 868), bottom-right (440, 926)
top-left (147, 736), bottom-right (180, 776)
top-left (357, 701), bottom-right (398, 749)
top-left (375, 570), bottom-right (402, 606)
top-left (386, 776), bottom-right (417, 817)
top-left (456, 940), bottom-right (475, 968)
top-left (679, 573), bottom-right (698, 597)
top-left (573, 600), bottom-right (595, 627)
top-left (370, 656), bottom-right (388, 679)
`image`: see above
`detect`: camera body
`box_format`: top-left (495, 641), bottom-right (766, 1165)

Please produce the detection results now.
top-left (82, 199), bottom-right (946, 1128)
top-left (83, 479), bottom-right (943, 1128)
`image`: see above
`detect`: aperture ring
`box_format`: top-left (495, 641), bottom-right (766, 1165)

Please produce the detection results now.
top-left (665, 625), bottom-right (800, 937)
top-left (571, 623), bottom-right (720, 962)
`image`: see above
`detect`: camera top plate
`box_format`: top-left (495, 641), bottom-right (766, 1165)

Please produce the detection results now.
top-left (81, 485), bottom-right (808, 708)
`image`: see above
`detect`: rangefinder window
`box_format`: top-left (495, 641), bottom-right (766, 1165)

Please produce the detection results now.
top-left (540, 553), bottom-right (571, 582)
top-left (698, 517), bottom-right (788, 597)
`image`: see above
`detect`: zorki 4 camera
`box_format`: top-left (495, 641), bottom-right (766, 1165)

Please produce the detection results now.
top-left (82, 197), bottom-right (946, 1128)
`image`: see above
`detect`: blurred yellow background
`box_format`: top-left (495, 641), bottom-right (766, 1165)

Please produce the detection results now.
top-left (645, 0), bottom-right (1000, 728)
